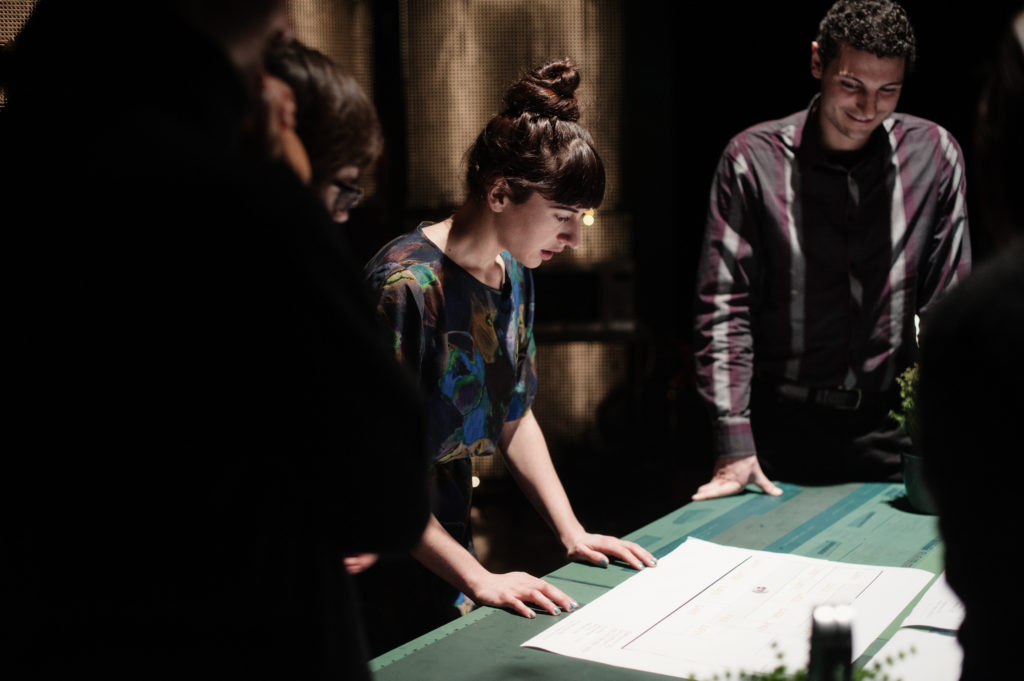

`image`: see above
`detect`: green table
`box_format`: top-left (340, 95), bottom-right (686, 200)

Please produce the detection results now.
top-left (370, 482), bottom-right (943, 680)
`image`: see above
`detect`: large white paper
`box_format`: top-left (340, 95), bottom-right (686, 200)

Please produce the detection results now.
top-left (866, 628), bottom-right (962, 681)
top-left (523, 537), bottom-right (933, 680)
top-left (901, 571), bottom-right (965, 631)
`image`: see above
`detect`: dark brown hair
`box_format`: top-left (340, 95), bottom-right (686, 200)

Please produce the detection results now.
top-left (264, 39), bottom-right (382, 194)
top-left (816, 0), bottom-right (917, 72)
top-left (465, 59), bottom-right (605, 209)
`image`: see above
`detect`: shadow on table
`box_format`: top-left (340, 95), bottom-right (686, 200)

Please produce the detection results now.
top-left (886, 492), bottom-right (936, 516)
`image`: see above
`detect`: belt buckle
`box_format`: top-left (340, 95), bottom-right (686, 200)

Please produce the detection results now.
top-left (777, 383), bottom-right (811, 402)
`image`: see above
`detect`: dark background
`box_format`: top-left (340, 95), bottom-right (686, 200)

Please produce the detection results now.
top-left (3, 0), bottom-right (1017, 582)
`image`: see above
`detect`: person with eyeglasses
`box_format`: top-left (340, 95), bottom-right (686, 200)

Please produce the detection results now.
top-left (329, 175), bottom-right (364, 221)
top-left (265, 39), bottom-right (382, 224)
top-left (358, 59), bottom-right (656, 656)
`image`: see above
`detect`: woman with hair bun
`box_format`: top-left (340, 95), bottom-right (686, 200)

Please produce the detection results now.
top-left (362, 60), bottom-right (655, 649)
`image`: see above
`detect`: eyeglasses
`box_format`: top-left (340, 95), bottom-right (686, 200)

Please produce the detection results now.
top-left (331, 178), bottom-right (363, 214)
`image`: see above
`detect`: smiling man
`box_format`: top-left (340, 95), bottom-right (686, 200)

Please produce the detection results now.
top-left (692, 0), bottom-right (971, 499)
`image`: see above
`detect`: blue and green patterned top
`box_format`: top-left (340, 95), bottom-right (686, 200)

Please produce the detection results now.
top-left (365, 224), bottom-right (538, 469)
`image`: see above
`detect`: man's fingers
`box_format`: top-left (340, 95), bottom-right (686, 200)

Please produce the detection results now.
top-left (750, 463), bottom-right (783, 496)
top-left (753, 473), bottom-right (783, 496)
top-left (692, 478), bottom-right (741, 501)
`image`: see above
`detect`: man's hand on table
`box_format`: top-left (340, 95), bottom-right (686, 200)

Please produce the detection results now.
top-left (692, 455), bottom-right (783, 501)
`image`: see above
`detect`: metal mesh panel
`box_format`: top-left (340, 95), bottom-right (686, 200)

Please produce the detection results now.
top-left (0, 0), bottom-right (38, 109)
top-left (474, 340), bottom-right (628, 479)
top-left (533, 341), bottom-right (627, 444)
top-left (399, 0), bottom-right (623, 223)
top-left (288, 0), bottom-right (375, 102)
top-left (288, 0), bottom-right (378, 197)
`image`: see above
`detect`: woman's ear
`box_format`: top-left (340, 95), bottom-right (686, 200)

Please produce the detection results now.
top-left (486, 178), bottom-right (510, 212)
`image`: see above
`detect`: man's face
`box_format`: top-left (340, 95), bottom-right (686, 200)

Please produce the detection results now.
top-left (811, 41), bottom-right (906, 152)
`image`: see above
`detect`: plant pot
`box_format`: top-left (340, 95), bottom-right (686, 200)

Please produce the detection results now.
top-left (902, 451), bottom-right (937, 514)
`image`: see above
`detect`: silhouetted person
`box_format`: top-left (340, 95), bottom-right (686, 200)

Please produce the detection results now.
top-left (920, 9), bottom-right (1024, 680)
top-left (1, 2), bottom-right (429, 678)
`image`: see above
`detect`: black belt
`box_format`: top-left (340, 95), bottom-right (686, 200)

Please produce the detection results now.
top-left (772, 383), bottom-right (864, 410)
top-left (754, 372), bottom-right (896, 411)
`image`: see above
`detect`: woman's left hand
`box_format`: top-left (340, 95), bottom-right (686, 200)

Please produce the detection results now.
top-left (565, 533), bottom-right (657, 571)
top-left (343, 553), bottom-right (379, 575)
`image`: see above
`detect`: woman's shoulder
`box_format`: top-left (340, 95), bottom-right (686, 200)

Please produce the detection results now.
top-left (365, 224), bottom-right (444, 288)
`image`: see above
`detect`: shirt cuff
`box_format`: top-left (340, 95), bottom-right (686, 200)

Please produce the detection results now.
top-left (713, 418), bottom-right (757, 459)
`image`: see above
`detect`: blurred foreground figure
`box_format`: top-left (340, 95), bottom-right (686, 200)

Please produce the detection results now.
top-left (0, 2), bottom-right (429, 679)
top-left (921, 9), bottom-right (1024, 681)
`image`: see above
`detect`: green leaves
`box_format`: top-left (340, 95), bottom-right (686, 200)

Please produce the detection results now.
top-left (888, 363), bottom-right (920, 442)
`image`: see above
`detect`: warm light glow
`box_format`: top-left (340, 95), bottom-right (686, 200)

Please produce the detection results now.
top-left (471, 475), bottom-right (481, 488)
top-left (582, 210), bottom-right (596, 227)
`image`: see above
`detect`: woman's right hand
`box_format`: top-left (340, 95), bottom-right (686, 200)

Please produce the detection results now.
top-left (467, 570), bottom-right (579, 619)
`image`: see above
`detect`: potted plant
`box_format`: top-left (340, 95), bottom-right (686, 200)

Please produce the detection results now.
top-left (889, 362), bottom-right (937, 514)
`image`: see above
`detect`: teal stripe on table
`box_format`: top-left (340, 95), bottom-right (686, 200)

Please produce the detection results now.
top-left (652, 485), bottom-right (804, 559)
top-left (763, 483), bottom-right (884, 553)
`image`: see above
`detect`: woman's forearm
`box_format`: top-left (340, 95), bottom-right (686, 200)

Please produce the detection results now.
top-left (411, 513), bottom-right (491, 595)
top-left (499, 410), bottom-right (586, 549)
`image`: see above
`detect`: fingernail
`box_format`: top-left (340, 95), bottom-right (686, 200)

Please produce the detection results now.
top-left (651, 559), bottom-right (658, 566)
top-left (600, 558), bottom-right (608, 568)
top-left (527, 611), bottom-right (536, 619)
top-left (553, 607), bottom-right (562, 615)
top-left (569, 600), bottom-right (580, 610)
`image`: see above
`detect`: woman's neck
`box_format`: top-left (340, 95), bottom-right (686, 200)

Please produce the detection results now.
top-left (423, 202), bottom-right (506, 289)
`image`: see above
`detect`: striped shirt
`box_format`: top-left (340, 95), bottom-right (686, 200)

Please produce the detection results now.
top-left (694, 97), bottom-right (971, 459)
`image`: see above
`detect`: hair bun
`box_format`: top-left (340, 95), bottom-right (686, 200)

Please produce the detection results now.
top-left (500, 59), bottom-right (581, 122)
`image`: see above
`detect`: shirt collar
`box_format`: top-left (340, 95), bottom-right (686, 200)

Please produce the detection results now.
top-left (796, 94), bottom-right (892, 171)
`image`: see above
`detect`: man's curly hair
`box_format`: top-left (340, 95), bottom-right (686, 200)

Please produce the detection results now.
top-left (816, 0), bottom-right (917, 72)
